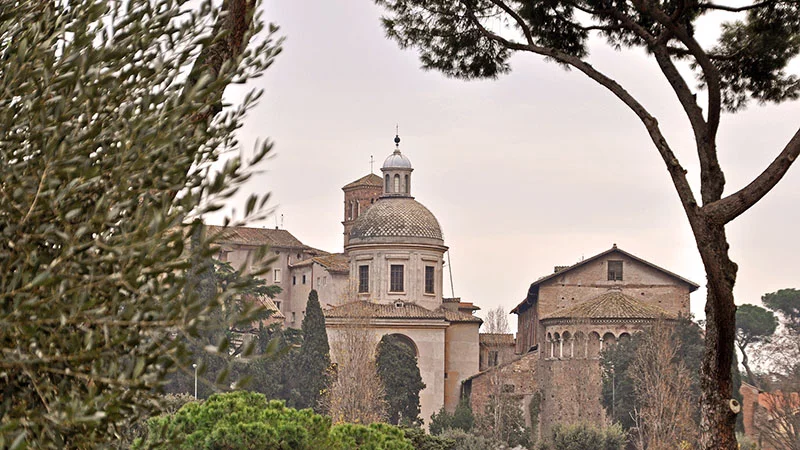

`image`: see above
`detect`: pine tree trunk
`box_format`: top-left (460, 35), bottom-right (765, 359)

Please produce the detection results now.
top-left (694, 219), bottom-right (739, 450)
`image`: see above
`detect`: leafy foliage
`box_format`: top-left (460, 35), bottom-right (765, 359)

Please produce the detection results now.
top-left (440, 428), bottom-right (500, 450)
top-left (292, 290), bottom-right (331, 410)
top-left (475, 394), bottom-right (531, 448)
top-left (0, 0), bottom-right (280, 447)
top-left (376, 0), bottom-right (800, 111)
top-left (601, 317), bottom-right (704, 431)
top-left (135, 391), bottom-right (415, 449)
top-left (400, 427), bottom-right (456, 450)
top-left (429, 398), bottom-right (474, 436)
top-left (377, 334), bottom-right (426, 425)
top-left (538, 422), bottom-right (626, 450)
top-left (735, 303), bottom-right (778, 384)
top-left (763, 288), bottom-right (800, 332)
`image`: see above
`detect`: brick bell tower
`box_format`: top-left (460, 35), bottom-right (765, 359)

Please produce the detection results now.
top-left (342, 169), bottom-right (382, 249)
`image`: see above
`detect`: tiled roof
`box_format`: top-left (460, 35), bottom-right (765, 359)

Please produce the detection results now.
top-left (324, 301), bottom-right (444, 320)
top-left (349, 198), bottom-right (443, 243)
top-left (480, 333), bottom-right (515, 345)
top-left (439, 308), bottom-right (483, 323)
top-left (540, 290), bottom-right (673, 321)
top-left (207, 225), bottom-right (310, 249)
top-left (292, 253), bottom-right (350, 274)
top-left (323, 301), bottom-right (481, 323)
top-left (245, 295), bottom-right (285, 320)
top-left (343, 173), bottom-right (383, 190)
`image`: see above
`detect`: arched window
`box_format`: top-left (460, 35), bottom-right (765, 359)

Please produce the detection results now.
top-left (563, 331), bottom-right (573, 358)
top-left (405, 174), bottom-right (410, 193)
top-left (394, 174), bottom-right (401, 193)
top-left (385, 174), bottom-right (390, 192)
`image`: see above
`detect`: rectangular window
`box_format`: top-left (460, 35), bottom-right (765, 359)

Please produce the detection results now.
top-left (273, 268), bottom-right (281, 283)
top-left (425, 266), bottom-right (435, 294)
top-left (291, 312), bottom-right (296, 322)
top-left (275, 301), bottom-right (281, 310)
top-left (390, 264), bottom-right (404, 292)
top-left (608, 260), bottom-right (623, 281)
top-left (358, 265), bottom-right (369, 293)
top-left (302, 275), bottom-right (306, 284)
top-left (292, 276), bottom-right (296, 285)
top-left (316, 277), bottom-right (320, 287)
top-left (489, 350), bottom-right (499, 367)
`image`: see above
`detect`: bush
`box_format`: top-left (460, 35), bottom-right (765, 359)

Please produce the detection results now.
top-left (133, 391), bottom-right (414, 449)
top-left (440, 428), bottom-right (502, 450)
top-left (329, 423), bottom-right (414, 450)
top-left (429, 398), bottom-right (474, 435)
top-left (538, 423), bottom-right (626, 450)
top-left (402, 426), bottom-right (456, 450)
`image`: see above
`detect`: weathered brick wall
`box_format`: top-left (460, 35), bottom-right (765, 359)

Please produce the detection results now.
top-left (537, 253), bottom-right (692, 322)
top-left (537, 357), bottom-right (604, 439)
top-left (468, 352), bottom-right (538, 426)
top-left (342, 185), bottom-right (382, 247)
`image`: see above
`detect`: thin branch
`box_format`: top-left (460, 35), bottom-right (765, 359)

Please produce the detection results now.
top-left (462, 2), bottom-right (699, 214)
top-left (705, 126), bottom-right (800, 224)
top-left (20, 162), bottom-right (49, 226)
top-left (697, 1), bottom-right (775, 12)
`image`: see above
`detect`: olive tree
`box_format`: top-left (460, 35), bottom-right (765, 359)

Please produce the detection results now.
top-left (0, 0), bottom-right (280, 447)
top-left (373, 0), bottom-right (800, 447)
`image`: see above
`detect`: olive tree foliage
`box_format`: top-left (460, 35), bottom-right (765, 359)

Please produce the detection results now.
top-left (374, 0), bottom-right (800, 448)
top-left (0, 0), bottom-right (281, 447)
top-left (735, 303), bottom-right (777, 386)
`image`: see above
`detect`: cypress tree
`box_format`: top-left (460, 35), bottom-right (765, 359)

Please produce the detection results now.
top-left (293, 290), bottom-right (331, 410)
top-left (376, 335), bottom-right (426, 426)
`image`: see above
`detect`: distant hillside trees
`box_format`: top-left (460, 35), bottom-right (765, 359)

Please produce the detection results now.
top-left (735, 304), bottom-right (778, 386)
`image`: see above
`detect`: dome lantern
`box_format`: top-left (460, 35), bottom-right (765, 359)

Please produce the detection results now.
top-left (381, 134), bottom-right (413, 197)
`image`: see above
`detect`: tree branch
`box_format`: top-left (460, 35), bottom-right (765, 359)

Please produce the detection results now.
top-left (463, 2), bottom-right (700, 215)
top-left (704, 127), bottom-right (800, 224)
top-left (697, 1), bottom-right (775, 12)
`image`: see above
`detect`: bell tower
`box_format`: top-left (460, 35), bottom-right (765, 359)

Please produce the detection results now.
top-left (342, 172), bottom-right (382, 249)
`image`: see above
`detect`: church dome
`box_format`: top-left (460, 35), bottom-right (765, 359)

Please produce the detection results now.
top-left (383, 149), bottom-right (412, 169)
top-left (348, 197), bottom-right (444, 246)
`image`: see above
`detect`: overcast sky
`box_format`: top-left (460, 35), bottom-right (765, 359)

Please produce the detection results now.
top-left (213, 0), bottom-right (800, 329)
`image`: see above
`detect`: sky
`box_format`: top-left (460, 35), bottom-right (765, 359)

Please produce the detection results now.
top-left (213, 0), bottom-right (800, 330)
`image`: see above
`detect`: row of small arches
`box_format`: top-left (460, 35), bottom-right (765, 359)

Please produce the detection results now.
top-left (385, 174), bottom-right (410, 194)
top-left (544, 331), bottom-right (631, 360)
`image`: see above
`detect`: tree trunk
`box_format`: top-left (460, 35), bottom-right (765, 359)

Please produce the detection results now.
top-left (738, 343), bottom-right (758, 389)
top-left (694, 218), bottom-right (739, 450)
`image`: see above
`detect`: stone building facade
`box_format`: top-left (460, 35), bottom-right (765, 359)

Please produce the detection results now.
top-left (324, 137), bottom-right (481, 423)
top-left (468, 246), bottom-right (698, 439)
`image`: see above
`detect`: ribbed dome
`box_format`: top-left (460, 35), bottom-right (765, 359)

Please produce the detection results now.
top-left (383, 149), bottom-right (412, 169)
top-left (349, 197), bottom-right (443, 245)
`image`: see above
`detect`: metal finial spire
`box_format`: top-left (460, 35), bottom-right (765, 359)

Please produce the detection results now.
top-left (370, 155), bottom-right (374, 173)
top-left (394, 124), bottom-right (401, 148)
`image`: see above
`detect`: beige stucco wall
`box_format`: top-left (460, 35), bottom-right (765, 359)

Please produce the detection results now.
top-left (326, 320), bottom-right (447, 428)
top-left (444, 322), bottom-right (480, 412)
top-left (347, 245), bottom-right (446, 311)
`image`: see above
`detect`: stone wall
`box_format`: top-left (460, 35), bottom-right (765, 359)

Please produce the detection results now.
top-left (537, 253), bottom-right (692, 321)
top-left (342, 184), bottom-right (382, 247)
top-left (536, 357), bottom-right (604, 439)
top-left (467, 352), bottom-right (538, 427)
top-left (326, 321), bottom-right (447, 428)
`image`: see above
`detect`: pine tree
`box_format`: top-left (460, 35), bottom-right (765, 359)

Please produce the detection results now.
top-left (293, 290), bottom-right (331, 410)
top-left (376, 335), bottom-right (426, 426)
